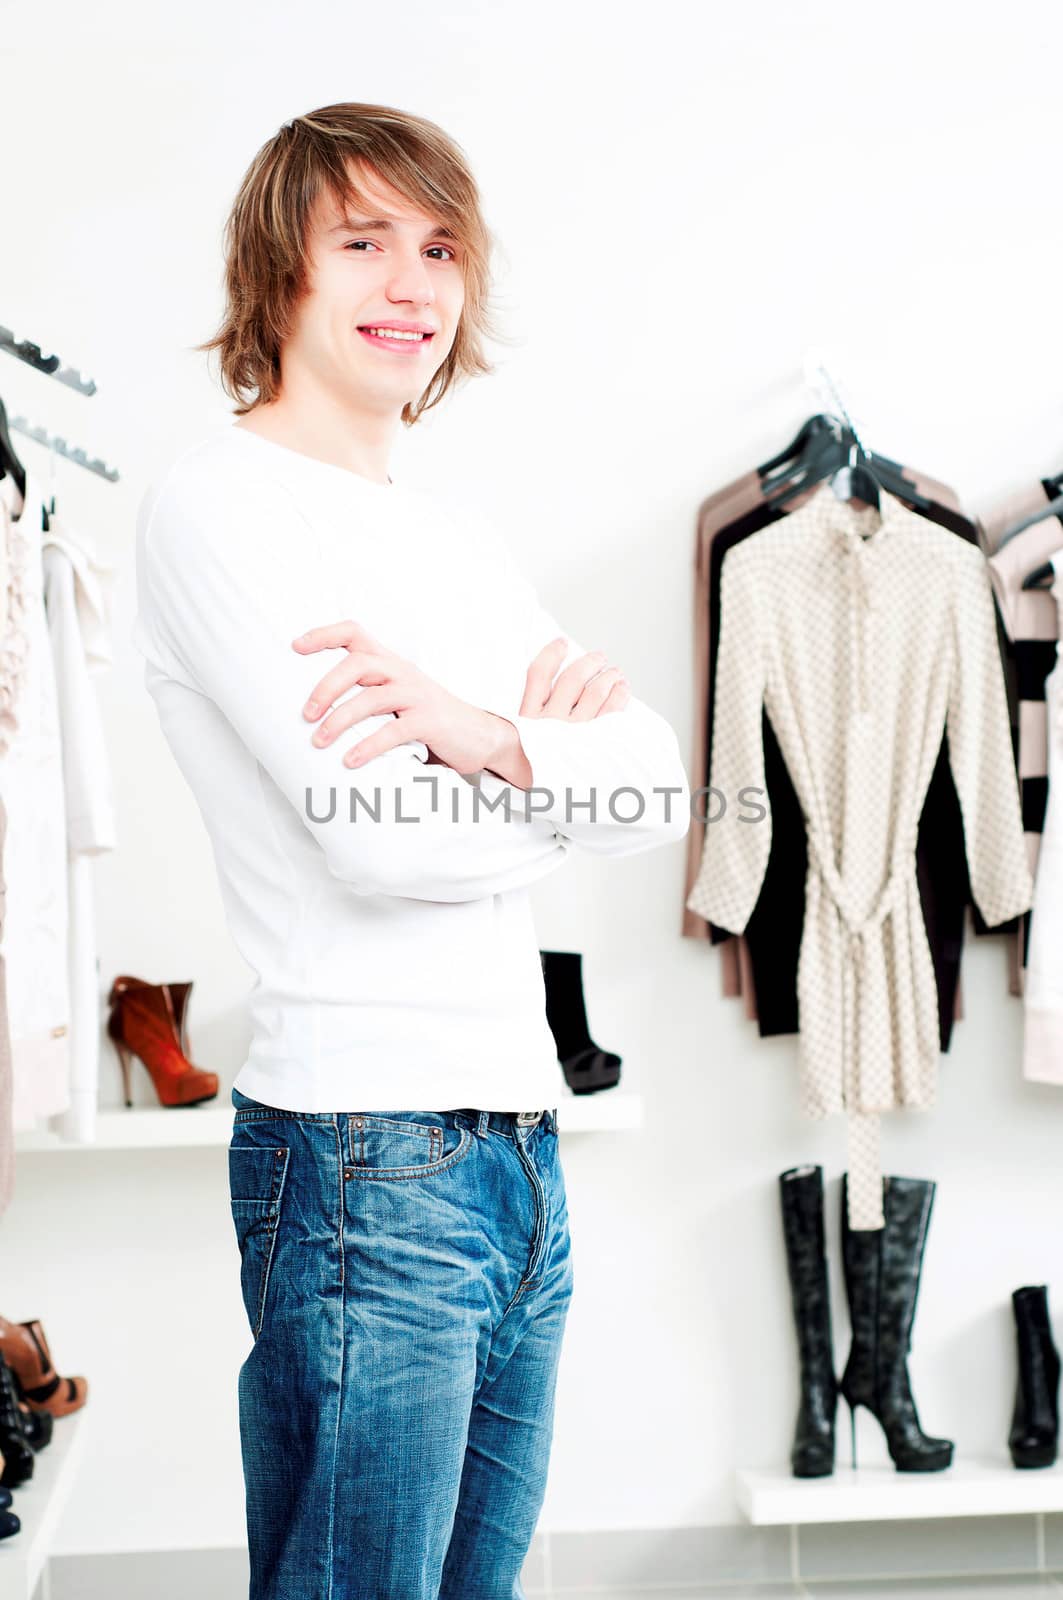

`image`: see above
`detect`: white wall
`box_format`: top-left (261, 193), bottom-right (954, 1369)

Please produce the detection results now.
top-left (1, 0), bottom-right (1061, 1558)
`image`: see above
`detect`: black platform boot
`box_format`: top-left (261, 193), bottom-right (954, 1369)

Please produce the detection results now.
top-left (17, 1402), bottom-right (52, 1452)
top-left (0, 1357), bottom-right (34, 1488)
top-left (1009, 1285), bottom-right (1060, 1468)
top-left (539, 951), bottom-right (621, 1094)
top-left (779, 1165), bottom-right (838, 1476)
top-left (839, 1174), bottom-right (954, 1473)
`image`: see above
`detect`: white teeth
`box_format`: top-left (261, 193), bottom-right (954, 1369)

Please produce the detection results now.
top-left (364, 327), bottom-right (425, 341)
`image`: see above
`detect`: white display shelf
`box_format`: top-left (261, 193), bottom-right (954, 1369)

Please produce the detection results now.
top-left (14, 1091), bottom-right (644, 1152)
top-left (737, 1455), bottom-right (1063, 1525)
top-left (0, 1409), bottom-right (88, 1597)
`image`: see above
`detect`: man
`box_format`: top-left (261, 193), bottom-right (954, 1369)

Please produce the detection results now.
top-left (134, 100), bottom-right (689, 1600)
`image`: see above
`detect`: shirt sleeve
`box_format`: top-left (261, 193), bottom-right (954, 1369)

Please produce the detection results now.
top-left (133, 458), bottom-right (572, 904)
top-left (683, 544), bottom-right (770, 933)
top-left (946, 548), bottom-right (1035, 929)
top-left (474, 538), bottom-right (692, 859)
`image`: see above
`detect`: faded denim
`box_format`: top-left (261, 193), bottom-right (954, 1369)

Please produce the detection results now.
top-left (228, 1085), bottom-right (574, 1599)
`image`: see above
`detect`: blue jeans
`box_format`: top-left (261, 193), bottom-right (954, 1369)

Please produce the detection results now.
top-left (228, 1085), bottom-right (574, 1599)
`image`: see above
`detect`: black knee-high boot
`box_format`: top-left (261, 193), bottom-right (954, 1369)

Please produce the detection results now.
top-left (839, 1173), bottom-right (953, 1472)
top-left (779, 1165), bottom-right (838, 1477)
top-left (538, 951), bottom-right (621, 1094)
top-left (1009, 1285), bottom-right (1060, 1468)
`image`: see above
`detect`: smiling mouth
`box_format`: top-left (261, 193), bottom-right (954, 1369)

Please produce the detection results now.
top-left (357, 327), bottom-right (435, 347)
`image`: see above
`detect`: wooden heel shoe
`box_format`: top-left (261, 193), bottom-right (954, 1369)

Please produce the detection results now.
top-left (0, 1317), bottom-right (87, 1418)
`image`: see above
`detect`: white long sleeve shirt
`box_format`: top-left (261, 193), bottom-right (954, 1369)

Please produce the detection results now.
top-left (133, 423), bottom-right (690, 1112)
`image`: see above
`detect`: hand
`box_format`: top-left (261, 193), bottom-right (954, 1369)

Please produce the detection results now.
top-left (293, 620), bottom-right (503, 773)
top-left (477, 638), bottom-right (633, 787)
top-left (519, 636), bottom-right (632, 721)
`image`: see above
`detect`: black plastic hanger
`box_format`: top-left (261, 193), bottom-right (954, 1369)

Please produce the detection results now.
top-left (1023, 539), bottom-right (1063, 590)
top-left (995, 493), bottom-right (1063, 551)
top-left (767, 416), bottom-right (927, 492)
top-left (1022, 562), bottom-right (1054, 590)
top-left (761, 418), bottom-right (839, 499)
top-left (757, 413), bottom-right (835, 477)
top-left (830, 437), bottom-right (880, 511)
top-left (762, 419), bottom-right (933, 517)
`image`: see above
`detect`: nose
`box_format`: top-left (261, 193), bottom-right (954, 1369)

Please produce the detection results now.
top-left (385, 246), bottom-right (436, 308)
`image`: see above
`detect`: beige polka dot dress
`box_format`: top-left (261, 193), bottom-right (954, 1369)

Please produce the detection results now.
top-left (686, 483), bottom-right (1033, 1229)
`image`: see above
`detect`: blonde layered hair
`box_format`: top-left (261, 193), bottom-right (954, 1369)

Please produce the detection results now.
top-left (199, 102), bottom-right (503, 424)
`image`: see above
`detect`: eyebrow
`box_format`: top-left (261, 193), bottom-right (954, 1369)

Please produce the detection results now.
top-left (330, 215), bottom-right (458, 242)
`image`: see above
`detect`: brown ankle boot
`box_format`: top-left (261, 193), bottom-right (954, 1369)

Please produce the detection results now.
top-left (106, 976), bottom-right (220, 1108)
top-left (0, 1317), bottom-right (87, 1418)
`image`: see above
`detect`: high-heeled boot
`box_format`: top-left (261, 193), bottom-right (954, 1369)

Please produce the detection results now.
top-left (1009, 1285), bottom-right (1060, 1468)
top-left (107, 976), bottom-right (219, 1108)
top-left (839, 1173), bottom-right (953, 1472)
top-left (539, 952), bottom-right (621, 1095)
top-left (779, 1165), bottom-right (838, 1476)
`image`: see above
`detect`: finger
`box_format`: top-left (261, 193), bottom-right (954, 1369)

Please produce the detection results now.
top-left (522, 636), bottom-right (570, 701)
top-left (519, 636), bottom-right (571, 715)
top-left (568, 665), bottom-right (625, 721)
top-left (291, 620), bottom-right (383, 655)
top-left (301, 653), bottom-right (392, 720)
top-left (309, 685), bottom-right (397, 744)
top-left (342, 720), bottom-right (412, 768)
top-left (541, 650), bottom-right (611, 716)
top-left (597, 678), bottom-right (632, 714)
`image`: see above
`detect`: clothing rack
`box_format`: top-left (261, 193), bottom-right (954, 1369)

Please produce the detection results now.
top-left (8, 416), bottom-right (119, 484)
top-left (0, 325), bottom-right (97, 396)
top-left (0, 321), bottom-right (119, 482)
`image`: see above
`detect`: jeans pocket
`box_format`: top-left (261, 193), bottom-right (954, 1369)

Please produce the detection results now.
top-left (347, 1113), bottom-right (473, 1181)
top-left (228, 1142), bottom-right (290, 1339)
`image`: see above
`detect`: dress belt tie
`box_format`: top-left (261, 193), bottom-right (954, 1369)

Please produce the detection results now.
top-left (805, 829), bottom-right (910, 1231)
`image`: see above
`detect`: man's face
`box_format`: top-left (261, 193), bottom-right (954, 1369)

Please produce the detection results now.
top-left (285, 162), bottom-right (466, 413)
